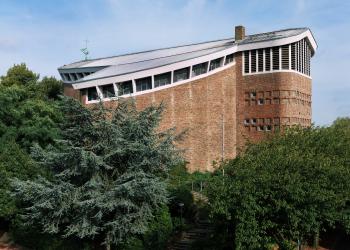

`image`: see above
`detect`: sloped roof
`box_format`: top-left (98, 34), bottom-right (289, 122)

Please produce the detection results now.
top-left (59, 27), bottom-right (315, 83)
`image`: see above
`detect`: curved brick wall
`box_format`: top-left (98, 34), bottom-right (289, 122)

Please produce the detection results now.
top-left (64, 53), bottom-right (312, 172)
top-left (235, 52), bottom-right (312, 150)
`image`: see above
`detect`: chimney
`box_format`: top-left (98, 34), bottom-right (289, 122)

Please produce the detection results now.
top-left (235, 25), bottom-right (245, 41)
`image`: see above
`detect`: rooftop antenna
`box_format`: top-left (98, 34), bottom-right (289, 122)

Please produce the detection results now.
top-left (80, 39), bottom-right (89, 61)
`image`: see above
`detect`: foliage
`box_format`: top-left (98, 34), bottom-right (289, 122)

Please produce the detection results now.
top-left (206, 119), bottom-right (350, 249)
top-left (0, 64), bottom-right (62, 227)
top-left (0, 63), bottom-right (39, 86)
top-left (142, 205), bottom-right (173, 250)
top-left (0, 140), bottom-right (41, 219)
top-left (39, 76), bottom-right (63, 100)
top-left (0, 65), bottom-right (62, 150)
top-left (12, 98), bottom-right (182, 248)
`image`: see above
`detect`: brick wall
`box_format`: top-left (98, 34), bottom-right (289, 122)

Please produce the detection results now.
top-left (65, 54), bottom-right (312, 172)
top-left (134, 67), bottom-right (237, 172)
top-left (235, 52), bottom-right (312, 150)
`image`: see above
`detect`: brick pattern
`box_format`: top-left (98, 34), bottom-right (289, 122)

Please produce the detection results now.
top-left (235, 52), bottom-right (312, 149)
top-left (64, 51), bottom-right (312, 172)
top-left (133, 67), bottom-right (237, 172)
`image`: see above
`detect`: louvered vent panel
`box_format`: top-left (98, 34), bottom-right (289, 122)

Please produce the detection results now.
top-left (265, 48), bottom-right (271, 71)
top-left (281, 45), bottom-right (289, 70)
top-left (251, 50), bottom-right (257, 73)
top-left (272, 47), bottom-right (280, 70)
top-left (244, 51), bottom-right (249, 73)
top-left (291, 43), bottom-right (296, 70)
top-left (258, 49), bottom-right (264, 72)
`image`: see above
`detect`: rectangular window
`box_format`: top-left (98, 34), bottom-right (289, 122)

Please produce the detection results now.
top-left (174, 67), bottom-right (190, 82)
top-left (291, 43), bottom-right (296, 70)
top-left (225, 54), bottom-right (234, 65)
top-left (272, 47), bottom-right (280, 70)
top-left (244, 51), bottom-right (250, 73)
top-left (87, 87), bottom-right (98, 101)
top-left (192, 62), bottom-right (208, 77)
top-left (258, 49), bottom-right (264, 72)
top-left (265, 48), bottom-right (271, 71)
top-left (281, 45), bottom-right (289, 70)
top-left (258, 98), bottom-right (264, 105)
top-left (209, 57), bottom-right (223, 71)
top-left (101, 84), bottom-right (115, 98)
top-left (257, 125), bottom-right (264, 131)
top-left (136, 77), bottom-right (152, 92)
top-left (251, 50), bottom-right (256, 73)
top-left (154, 72), bottom-right (171, 88)
top-left (118, 81), bottom-right (133, 96)
top-left (244, 119), bottom-right (250, 125)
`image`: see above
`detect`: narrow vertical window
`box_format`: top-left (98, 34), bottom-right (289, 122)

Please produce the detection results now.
top-left (244, 51), bottom-right (249, 73)
top-left (281, 45), bottom-right (289, 70)
top-left (258, 49), bottom-right (264, 72)
top-left (251, 50), bottom-right (257, 73)
top-left (272, 47), bottom-right (280, 70)
top-left (265, 48), bottom-right (271, 71)
top-left (291, 43), bottom-right (296, 70)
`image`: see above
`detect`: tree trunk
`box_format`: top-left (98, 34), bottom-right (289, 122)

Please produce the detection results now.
top-left (106, 243), bottom-right (111, 250)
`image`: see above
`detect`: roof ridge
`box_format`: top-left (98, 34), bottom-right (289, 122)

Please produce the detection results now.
top-left (59, 37), bottom-right (234, 68)
top-left (246, 27), bottom-right (309, 38)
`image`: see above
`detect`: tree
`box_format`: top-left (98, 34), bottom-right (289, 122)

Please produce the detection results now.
top-left (0, 65), bottom-right (62, 231)
top-left (12, 98), bottom-right (183, 249)
top-left (206, 120), bottom-right (350, 249)
top-left (0, 63), bottom-right (39, 86)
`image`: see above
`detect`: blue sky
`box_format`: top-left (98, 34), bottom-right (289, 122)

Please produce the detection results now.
top-left (0, 0), bottom-right (349, 125)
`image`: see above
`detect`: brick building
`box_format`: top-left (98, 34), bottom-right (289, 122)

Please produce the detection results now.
top-left (59, 26), bottom-right (317, 172)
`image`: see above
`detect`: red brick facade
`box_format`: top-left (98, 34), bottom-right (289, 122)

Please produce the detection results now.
top-left (64, 54), bottom-right (312, 172)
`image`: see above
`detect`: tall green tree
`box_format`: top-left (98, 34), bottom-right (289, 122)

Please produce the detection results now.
top-left (12, 98), bottom-right (182, 249)
top-left (207, 119), bottom-right (350, 249)
top-left (0, 64), bottom-right (62, 226)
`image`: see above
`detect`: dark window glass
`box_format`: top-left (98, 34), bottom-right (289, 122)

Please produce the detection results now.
top-left (291, 43), bottom-right (296, 70)
top-left (251, 50), bottom-right (256, 73)
top-left (281, 45), bottom-right (289, 70)
top-left (225, 54), bottom-right (234, 65)
top-left (210, 57), bottom-right (223, 71)
top-left (87, 87), bottom-right (98, 101)
top-left (101, 84), bottom-right (115, 98)
top-left (272, 47), bottom-right (280, 70)
top-left (265, 48), bottom-right (271, 71)
top-left (192, 62), bottom-right (208, 77)
top-left (136, 77), bottom-right (152, 92)
top-left (244, 51), bottom-right (250, 73)
top-left (154, 72), bottom-right (171, 88)
top-left (118, 81), bottom-right (133, 96)
top-left (174, 67), bottom-right (190, 82)
top-left (258, 49), bottom-right (264, 72)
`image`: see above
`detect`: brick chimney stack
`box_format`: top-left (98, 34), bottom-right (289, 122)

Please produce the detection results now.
top-left (235, 25), bottom-right (245, 41)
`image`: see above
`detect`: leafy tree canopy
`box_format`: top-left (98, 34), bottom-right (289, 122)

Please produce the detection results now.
top-left (0, 63), bottom-right (39, 86)
top-left (12, 98), bottom-right (183, 249)
top-left (207, 119), bottom-right (350, 249)
top-left (0, 64), bottom-right (62, 224)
